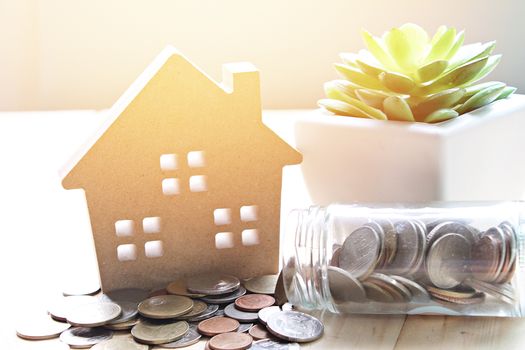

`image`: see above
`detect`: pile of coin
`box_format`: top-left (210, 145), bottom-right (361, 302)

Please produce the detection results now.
top-left (16, 273), bottom-right (324, 349)
top-left (329, 219), bottom-right (518, 307)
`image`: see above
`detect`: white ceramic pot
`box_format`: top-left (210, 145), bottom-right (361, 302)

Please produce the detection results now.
top-left (295, 94), bottom-right (525, 205)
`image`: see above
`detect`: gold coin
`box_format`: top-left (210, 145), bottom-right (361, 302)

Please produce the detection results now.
top-left (131, 319), bottom-right (189, 345)
top-left (167, 279), bottom-right (206, 298)
top-left (138, 295), bottom-right (193, 319)
top-left (104, 317), bottom-right (140, 331)
top-left (244, 275), bottom-right (279, 295)
top-left (92, 336), bottom-right (149, 350)
top-left (175, 300), bottom-right (208, 320)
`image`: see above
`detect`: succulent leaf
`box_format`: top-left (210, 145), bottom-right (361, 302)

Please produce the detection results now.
top-left (321, 24), bottom-right (515, 123)
top-left (383, 96), bottom-right (415, 122)
top-left (423, 108), bottom-right (459, 123)
top-left (455, 82), bottom-right (506, 114)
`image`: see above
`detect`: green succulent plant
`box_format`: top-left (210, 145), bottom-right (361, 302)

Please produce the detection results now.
top-left (319, 23), bottom-right (516, 123)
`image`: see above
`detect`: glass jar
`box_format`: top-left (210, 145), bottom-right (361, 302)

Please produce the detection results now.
top-left (282, 202), bottom-right (525, 317)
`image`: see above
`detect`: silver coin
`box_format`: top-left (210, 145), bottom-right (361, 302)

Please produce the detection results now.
top-left (157, 323), bottom-right (201, 348)
top-left (386, 220), bottom-right (420, 275)
top-left (464, 278), bottom-right (515, 304)
top-left (48, 295), bottom-right (99, 322)
top-left (390, 275), bottom-right (430, 302)
top-left (281, 303), bottom-right (294, 311)
top-left (62, 279), bottom-right (101, 297)
top-left (237, 323), bottom-right (254, 333)
top-left (375, 218), bottom-right (397, 265)
top-left (16, 313), bottom-right (71, 340)
top-left (266, 310), bottom-right (323, 343)
top-left (214, 306), bottom-right (226, 317)
top-left (339, 225), bottom-right (380, 279)
top-left (250, 339), bottom-right (301, 350)
top-left (100, 289), bottom-right (149, 306)
top-left (106, 301), bottom-right (138, 325)
top-left (91, 336), bottom-right (148, 350)
top-left (364, 221), bottom-right (386, 266)
top-left (427, 233), bottom-right (471, 289)
top-left (187, 303), bottom-right (219, 322)
top-left (407, 220), bottom-right (427, 276)
top-left (484, 226), bottom-right (507, 279)
top-left (200, 286), bottom-right (247, 304)
top-left (327, 266), bottom-right (367, 303)
top-left (60, 327), bottom-right (113, 349)
top-left (367, 273), bottom-right (412, 302)
top-left (66, 302), bottom-right (122, 327)
top-left (186, 273), bottom-right (240, 295)
top-left (258, 306), bottom-right (282, 325)
top-left (426, 221), bottom-right (478, 247)
top-left (224, 303), bottom-right (259, 322)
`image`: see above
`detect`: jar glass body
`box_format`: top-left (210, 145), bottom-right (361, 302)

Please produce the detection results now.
top-left (282, 202), bottom-right (525, 316)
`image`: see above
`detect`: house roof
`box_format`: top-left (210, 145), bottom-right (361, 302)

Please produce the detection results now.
top-left (60, 46), bottom-right (302, 186)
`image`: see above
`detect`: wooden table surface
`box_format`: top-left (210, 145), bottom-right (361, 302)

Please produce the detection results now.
top-left (1, 110), bottom-right (524, 349)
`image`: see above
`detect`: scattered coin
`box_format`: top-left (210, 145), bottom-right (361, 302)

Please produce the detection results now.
top-left (237, 323), bottom-right (253, 333)
top-left (339, 225), bottom-right (380, 279)
top-left (250, 339), bottom-right (300, 350)
top-left (187, 274), bottom-right (240, 295)
top-left (16, 313), bottom-right (71, 340)
top-left (66, 302), bottom-right (122, 327)
top-left (175, 300), bottom-right (208, 320)
top-left (244, 274), bottom-right (280, 295)
top-left (131, 319), bottom-right (189, 345)
top-left (48, 295), bottom-right (99, 322)
top-left (104, 317), bottom-right (140, 331)
top-left (91, 336), bottom-right (148, 350)
top-left (149, 289), bottom-right (169, 297)
top-left (224, 303), bottom-right (259, 323)
top-left (60, 327), bottom-right (113, 349)
top-left (201, 286), bottom-right (247, 304)
top-left (197, 316), bottom-right (240, 336)
top-left (273, 271), bottom-right (288, 306)
top-left (62, 279), bottom-right (101, 297)
top-left (258, 306), bottom-right (281, 325)
top-left (188, 304), bottom-right (220, 322)
top-left (249, 324), bottom-right (272, 340)
top-left (266, 311), bottom-right (323, 343)
top-left (235, 294), bottom-right (276, 312)
top-left (106, 301), bottom-right (138, 325)
top-left (208, 332), bottom-right (253, 350)
top-left (281, 303), bottom-right (294, 311)
top-left (138, 295), bottom-right (193, 319)
top-left (426, 233), bottom-right (471, 289)
top-left (157, 323), bottom-right (201, 348)
top-left (167, 279), bottom-right (206, 298)
top-left (327, 266), bottom-right (367, 303)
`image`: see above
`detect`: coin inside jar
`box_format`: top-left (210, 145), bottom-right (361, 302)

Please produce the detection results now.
top-left (339, 225), bottom-right (380, 279)
top-left (327, 266), bottom-right (367, 303)
top-left (208, 332), bottom-right (253, 350)
top-left (426, 233), bottom-right (471, 289)
top-left (138, 295), bottom-right (193, 319)
top-left (235, 294), bottom-right (276, 312)
top-left (198, 316), bottom-right (240, 336)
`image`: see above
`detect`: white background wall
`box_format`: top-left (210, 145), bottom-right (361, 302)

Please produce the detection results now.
top-left (1, 0), bottom-right (524, 110)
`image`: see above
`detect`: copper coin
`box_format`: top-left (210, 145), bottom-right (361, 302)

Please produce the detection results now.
top-left (249, 324), bottom-right (272, 340)
top-left (471, 235), bottom-right (500, 282)
top-left (148, 288), bottom-right (168, 297)
top-left (208, 332), bottom-right (253, 350)
top-left (426, 285), bottom-right (476, 299)
top-left (198, 316), bottom-right (240, 336)
top-left (330, 245), bottom-right (342, 267)
top-left (235, 294), bottom-right (275, 312)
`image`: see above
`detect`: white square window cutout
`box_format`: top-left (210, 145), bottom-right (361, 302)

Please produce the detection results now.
top-left (145, 240), bottom-right (164, 258)
top-left (187, 151), bottom-right (205, 168)
top-left (240, 205), bottom-right (258, 222)
top-left (117, 244), bottom-right (137, 261)
top-left (189, 175), bottom-right (207, 192)
top-left (242, 229), bottom-right (260, 246)
top-left (215, 232), bottom-right (234, 249)
top-left (143, 217), bottom-right (161, 234)
top-left (214, 208), bottom-right (232, 226)
top-left (160, 154), bottom-right (178, 171)
top-left (115, 220), bottom-right (134, 237)
top-left (162, 178), bottom-right (180, 196)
